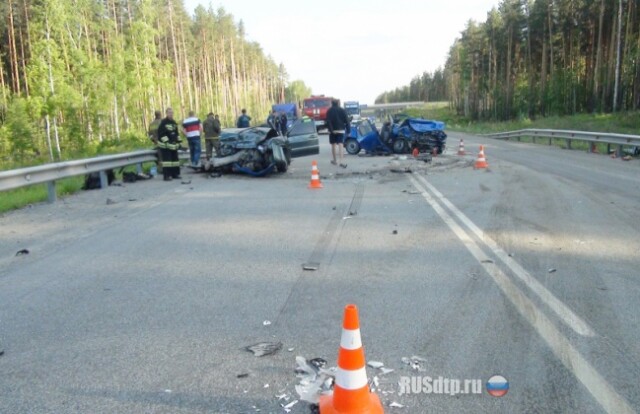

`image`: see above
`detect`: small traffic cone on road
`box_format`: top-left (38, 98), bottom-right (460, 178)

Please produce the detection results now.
top-left (474, 145), bottom-right (489, 169)
top-left (309, 160), bottom-right (323, 189)
top-left (458, 139), bottom-right (466, 156)
top-left (319, 304), bottom-right (384, 414)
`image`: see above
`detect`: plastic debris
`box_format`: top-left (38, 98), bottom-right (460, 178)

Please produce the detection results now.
top-left (548, 268), bottom-right (557, 273)
top-left (237, 373), bottom-right (249, 378)
top-left (367, 361), bottom-right (384, 369)
top-left (181, 180), bottom-right (191, 185)
top-left (15, 249), bottom-right (29, 256)
top-left (342, 216), bottom-right (353, 220)
top-left (263, 320), bottom-right (272, 326)
top-left (106, 198), bottom-right (117, 205)
top-left (287, 347), bottom-right (295, 352)
top-left (302, 262), bottom-right (320, 271)
top-left (481, 259), bottom-right (494, 264)
top-left (264, 384), bottom-right (270, 388)
top-left (164, 389), bottom-right (172, 393)
top-left (294, 356), bottom-right (335, 404)
top-left (282, 400), bottom-right (298, 412)
top-left (390, 402), bottom-right (405, 408)
top-left (245, 341), bottom-right (282, 357)
top-left (402, 356), bottom-right (427, 371)
top-left (392, 230), bottom-right (398, 235)
top-left (379, 368), bottom-right (394, 375)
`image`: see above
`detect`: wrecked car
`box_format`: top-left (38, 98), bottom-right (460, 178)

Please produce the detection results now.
top-left (200, 118), bottom-right (319, 177)
top-left (381, 116), bottom-right (447, 154)
top-left (344, 119), bottom-right (393, 155)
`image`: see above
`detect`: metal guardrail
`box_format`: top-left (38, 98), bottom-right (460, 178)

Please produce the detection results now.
top-left (0, 150), bottom-right (158, 203)
top-left (481, 129), bottom-right (640, 155)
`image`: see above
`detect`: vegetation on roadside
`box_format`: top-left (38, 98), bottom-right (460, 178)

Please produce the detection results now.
top-left (378, 1), bottom-right (640, 123)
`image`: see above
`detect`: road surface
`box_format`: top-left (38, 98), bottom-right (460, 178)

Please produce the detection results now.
top-left (0, 133), bottom-right (639, 413)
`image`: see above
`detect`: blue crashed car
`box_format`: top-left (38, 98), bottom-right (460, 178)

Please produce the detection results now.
top-left (345, 117), bottom-right (447, 155)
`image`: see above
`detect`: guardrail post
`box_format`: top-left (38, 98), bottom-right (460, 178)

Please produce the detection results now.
top-left (548, 137), bottom-right (552, 146)
top-left (567, 139), bottom-right (572, 149)
top-left (99, 170), bottom-right (108, 189)
top-left (607, 143), bottom-right (611, 155)
top-left (532, 136), bottom-right (536, 144)
top-left (617, 145), bottom-right (624, 158)
top-left (47, 181), bottom-right (57, 203)
top-left (136, 163), bottom-right (143, 174)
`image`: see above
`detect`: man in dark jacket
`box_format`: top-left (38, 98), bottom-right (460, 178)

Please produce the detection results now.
top-left (157, 108), bottom-right (182, 181)
top-left (236, 109), bottom-right (251, 128)
top-left (203, 112), bottom-right (221, 160)
top-left (326, 99), bottom-right (349, 168)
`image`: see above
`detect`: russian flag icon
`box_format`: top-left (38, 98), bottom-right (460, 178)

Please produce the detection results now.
top-left (486, 375), bottom-right (509, 397)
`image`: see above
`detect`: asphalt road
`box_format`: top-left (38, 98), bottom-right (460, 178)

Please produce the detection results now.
top-left (0, 134), bottom-right (639, 413)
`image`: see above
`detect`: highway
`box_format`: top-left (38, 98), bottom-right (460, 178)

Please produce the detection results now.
top-left (0, 133), bottom-right (639, 413)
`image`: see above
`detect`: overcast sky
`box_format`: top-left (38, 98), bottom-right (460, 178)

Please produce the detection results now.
top-left (184, 0), bottom-right (501, 105)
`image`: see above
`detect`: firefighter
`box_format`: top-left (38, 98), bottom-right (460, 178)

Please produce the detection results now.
top-left (157, 108), bottom-right (182, 181)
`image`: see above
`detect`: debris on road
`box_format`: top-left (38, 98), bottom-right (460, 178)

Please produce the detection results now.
top-left (181, 180), bottom-right (191, 185)
top-left (302, 262), bottom-right (320, 271)
top-left (287, 347), bottom-right (295, 352)
top-left (379, 367), bottom-right (394, 375)
top-left (389, 401), bottom-right (405, 408)
top-left (548, 268), bottom-right (557, 274)
top-left (263, 320), bottom-right (272, 326)
top-left (294, 356), bottom-right (335, 404)
top-left (264, 384), bottom-right (270, 388)
top-left (392, 230), bottom-right (398, 235)
top-left (367, 361), bottom-right (385, 369)
top-left (390, 168), bottom-right (413, 174)
top-left (281, 399), bottom-right (298, 412)
top-left (15, 249), bottom-right (29, 256)
top-left (481, 259), bottom-right (494, 264)
top-left (401, 356), bottom-right (427, 371)
top-left (106, 198), bottom-right (117, 205)
top-left (237, 373), bottom-right (249, 378)
top-left (245, 341), bottom-right (282, 357)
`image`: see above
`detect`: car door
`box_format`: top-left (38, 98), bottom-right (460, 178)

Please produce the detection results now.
top-left (286, 118), bottom-right (320, 158)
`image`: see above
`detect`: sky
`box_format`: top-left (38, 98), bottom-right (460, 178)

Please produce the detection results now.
top-left (184, 0), bottom-right (501, 105)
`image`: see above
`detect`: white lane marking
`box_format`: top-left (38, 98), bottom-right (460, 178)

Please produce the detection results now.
top-left (413, 173), bottom-right (595, 337)
top-left (408, 175), bottom-right (634, 414)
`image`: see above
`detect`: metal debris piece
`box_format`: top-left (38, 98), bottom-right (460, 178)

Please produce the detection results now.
top-left (245, 341), bottom-right (282, 357)
top-left (106, 198), bottom-right (117, 205)
top-left (276, 393), bottom-right (288, 400)
top-left (237, 373), bottom-right (249, 378)
top-left (309, 358), bottom-right (327, 370)
top-left (263, 320), bottom-right (272, 326)
top-left (367, 361), bottom-right (384, 369)
top-left (481, 259), bottom-right (494, 264)
top-left (15, 249), bottom-right (29, 256)
top-left (390, 402), bottom-right (405, 408)
top-left (411, 356), bottom-right (427, 362)
top-left (548, 268), bottom-right (557, 273)
top-left (401, 357), bottom-right (410, 365)
top-left (390, 168), bottom-right (412, 173)
top-left (282, 400), bottom-right (298, 411)
top-left (379, 368), bottom-right (394, 375)
top-left (302, 262), bottom-right (320, 271)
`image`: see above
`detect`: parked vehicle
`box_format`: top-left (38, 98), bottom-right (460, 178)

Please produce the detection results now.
top-left (201, 118), bottom-right (319, 177)
top-left (303, 95), bottom-right (338, 131)
top-left (271, 103), bottom-right (298, 130)
top-left (344, 101), bottom-right (361, 120)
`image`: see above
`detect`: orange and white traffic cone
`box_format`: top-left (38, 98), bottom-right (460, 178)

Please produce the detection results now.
top-left (474, 145), bottom-right (488, 169)
top-left (309, 160), bottom-right (323, 189)
top-left (319, 304), bottom-right (384, 414)
top-left (458, 139), bottom-right (466, 156)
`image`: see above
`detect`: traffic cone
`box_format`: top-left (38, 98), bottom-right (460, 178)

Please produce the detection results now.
top-left (474, 145), bottom-right (489, 169)
top-left (309, 160), bottom-right (323, 189)
top-left (319, 304), bottom-right (384, 414)
top-left (458, 139), bottom-right (466, 156)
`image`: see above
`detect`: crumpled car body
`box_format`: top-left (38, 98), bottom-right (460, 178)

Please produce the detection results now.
top-left (344, 119), bottom-right (393, 155)
top-left (203, 118), bottom-right (319, 176)
top-left (386, 117), bottom-right (447, 154)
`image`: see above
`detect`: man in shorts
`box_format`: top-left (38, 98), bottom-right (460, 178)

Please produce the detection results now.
top-left (325, 99), bottom-right (350, 168)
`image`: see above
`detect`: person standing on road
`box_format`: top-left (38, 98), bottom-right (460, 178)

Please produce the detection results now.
top-left (157, 108), bottom-right (182, 181)
top-left (203, 112), bottom-right (221, 160)
top-left (148, 110), bottom-right (163, 173)
top-left (182, 111), bottom-right (203, 167)
top-left (280, 112), bottom-right (288, 136)
top-left (236, 109), bottom-right (251, 128)
top-left (326, 99), bottom-right (350, 168)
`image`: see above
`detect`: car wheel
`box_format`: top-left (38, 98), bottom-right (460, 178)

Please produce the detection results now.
top-left (345, 139), bottom-right (361, 155)
top-left (276, 160), bottom-right (288, 173)
top-left (393, 139), bottom-right (408, 154)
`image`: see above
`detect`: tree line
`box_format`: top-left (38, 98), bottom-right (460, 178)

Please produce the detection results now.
top-left (376, 0), bottom-right (640, 122)
top-left (0, 0), bottom-right (309, 165)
